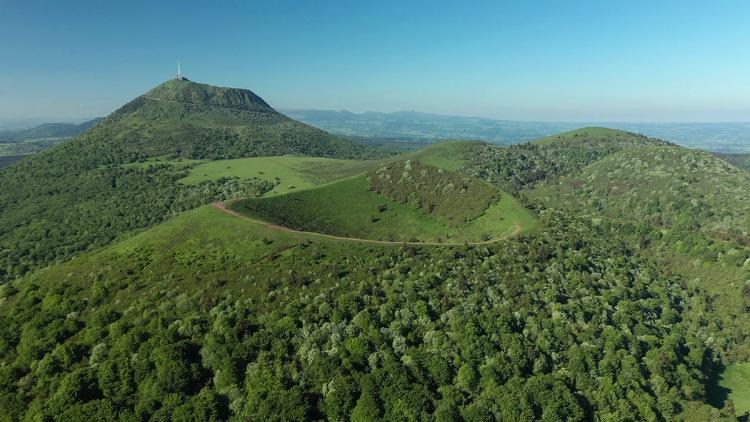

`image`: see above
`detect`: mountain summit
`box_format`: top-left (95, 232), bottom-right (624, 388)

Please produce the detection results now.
top-left (144, 79), bottom-right (274, 113)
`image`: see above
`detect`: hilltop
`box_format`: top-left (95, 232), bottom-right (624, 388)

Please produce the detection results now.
top-left (143, 79), bottom-right (274, 112)
top-left (462, 128), bottom-right (750, 415)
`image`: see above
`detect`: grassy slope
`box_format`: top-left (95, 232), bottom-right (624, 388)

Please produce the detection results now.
top-left (230, 174), bottom-right (535, 243)
top-left (716, 363), bottom-right (750, 414)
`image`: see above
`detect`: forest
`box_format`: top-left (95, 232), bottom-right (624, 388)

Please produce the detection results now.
top-left (0, 211), bottom-right (736, 420)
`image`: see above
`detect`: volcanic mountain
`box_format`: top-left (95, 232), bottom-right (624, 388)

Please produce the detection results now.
top-left (70, 79), bottom-right (384, 163)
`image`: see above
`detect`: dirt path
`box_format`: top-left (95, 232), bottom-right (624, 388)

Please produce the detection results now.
top-left (211, 202), bottom-right (521, 247)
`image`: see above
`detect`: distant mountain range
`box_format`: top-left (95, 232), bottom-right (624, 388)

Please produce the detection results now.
top-left (283, 109), bottom-right (750, 153)
top-left (0, 118), bottom-right (103, 143)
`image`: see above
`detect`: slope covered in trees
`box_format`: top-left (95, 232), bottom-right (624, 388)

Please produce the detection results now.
top-left (465, 128), bottom-right (750, 415)
top-left (0, 206), bottom-right (735, 420)
top-left (367, 160), bottom-right (499, 227)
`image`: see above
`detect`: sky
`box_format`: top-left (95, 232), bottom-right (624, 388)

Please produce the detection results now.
top-left (1, 0), bottom-right (749, 123)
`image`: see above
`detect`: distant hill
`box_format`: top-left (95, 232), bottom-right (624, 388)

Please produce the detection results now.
top-left (81, 79), bottom-right (385, 161)
top-left (714, 152), bottom-right (750, 171)
top-left (0, 154), bottom-right (26, 168)
top-left (0, 118), bottom-right (102, 143)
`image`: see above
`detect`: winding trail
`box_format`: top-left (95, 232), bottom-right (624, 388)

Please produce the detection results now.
top-left (211, 202), bottom-right (521, 246)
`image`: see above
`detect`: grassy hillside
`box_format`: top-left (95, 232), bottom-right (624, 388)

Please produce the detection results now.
top-left (0, 203), bottom-right (732, 420)
top-left (230, 171), bottom-right (535, 243)
top-left (534, 127), bottom-right (637, 145)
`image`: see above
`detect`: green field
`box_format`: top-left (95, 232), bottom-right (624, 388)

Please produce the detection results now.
top-left (713, 363), bottom-right (750, 415)
top-left (230, 174), bottom-right (535, 243)
top-left (179, 155), bottom-right (379, 195)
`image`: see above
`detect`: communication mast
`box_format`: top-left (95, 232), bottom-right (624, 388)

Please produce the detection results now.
top-left (176, 62), bottom-right (185, 80)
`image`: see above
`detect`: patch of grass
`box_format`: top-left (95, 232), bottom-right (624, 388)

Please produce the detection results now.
top-left (713, 363), bottom-right (750, 415)
top-left (178, 155), bottom-right (379, 195)
top-left (231, 176), bottom-right (450, 242)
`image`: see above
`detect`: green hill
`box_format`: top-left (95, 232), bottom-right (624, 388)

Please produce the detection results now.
top-left (368, 160), bottom-right (500, 227)
top-left (466, 127), bottom-right (674, 193)
top-left (230, 162), bottom-right (535, 243)
top-left (0, 79), bottom-right (387, 282)
top-left (534, 127), bottom-right (639, 145)
top-left (463, 128), bottom-right (750, 416)
top-left (0, 118), bottom-right (102, 143)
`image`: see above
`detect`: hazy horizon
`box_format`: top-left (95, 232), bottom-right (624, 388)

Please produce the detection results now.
top-left (3, 108), bottom-right (750, 130)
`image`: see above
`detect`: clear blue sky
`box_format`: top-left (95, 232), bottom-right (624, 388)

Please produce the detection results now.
top-left (1, 0), bottom-right (749, 122)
